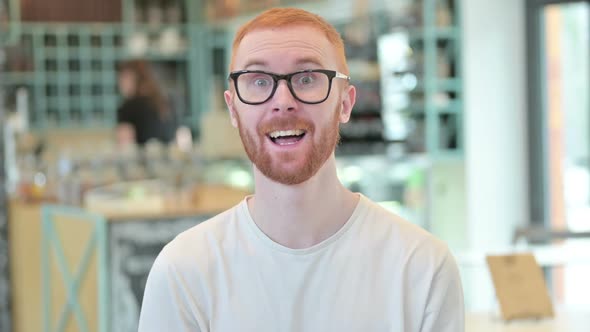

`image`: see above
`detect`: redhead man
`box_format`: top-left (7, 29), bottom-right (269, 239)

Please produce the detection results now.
top-left (139, 7), bottom-right (464, 332)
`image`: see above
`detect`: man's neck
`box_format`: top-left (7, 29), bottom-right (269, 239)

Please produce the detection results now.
top-left (248, 157), bottom-right (359, 249)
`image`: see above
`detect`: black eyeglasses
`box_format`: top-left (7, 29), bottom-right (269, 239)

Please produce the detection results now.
top-left (228, 69), bottom-right (351, 105)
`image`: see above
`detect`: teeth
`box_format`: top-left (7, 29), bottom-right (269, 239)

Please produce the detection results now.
top-left (269, 129), bottom-right (305, 138)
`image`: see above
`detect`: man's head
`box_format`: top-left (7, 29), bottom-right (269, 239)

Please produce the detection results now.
top-left (229, 8), bottom-right (349, 75)
top-left (225, 8), bottom-right (356, 186)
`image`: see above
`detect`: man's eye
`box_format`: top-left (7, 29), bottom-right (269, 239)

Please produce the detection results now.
top-left (298, 75), bottom-right (314, 84)
top-left (254, 78), bottom-right (271, 87)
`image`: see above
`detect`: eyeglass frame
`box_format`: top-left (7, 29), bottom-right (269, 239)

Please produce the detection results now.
top-left (228, 69), bottom-right (351, 105)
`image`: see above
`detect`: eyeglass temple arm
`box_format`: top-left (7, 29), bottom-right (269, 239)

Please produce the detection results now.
top-left (335, 72), bottom-right (351, 81)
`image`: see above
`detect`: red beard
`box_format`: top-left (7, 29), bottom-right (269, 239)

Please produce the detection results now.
top-left (236, 109), bottom-right (341, 185)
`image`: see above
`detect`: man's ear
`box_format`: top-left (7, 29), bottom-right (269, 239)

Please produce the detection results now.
top-left (224, 90), bottom-right (239, 128)
top-left (339, 85), bottom-right (356, 124)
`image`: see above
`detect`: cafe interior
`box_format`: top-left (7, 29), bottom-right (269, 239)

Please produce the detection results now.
top-left (1, 0), bottom-right (589, 331)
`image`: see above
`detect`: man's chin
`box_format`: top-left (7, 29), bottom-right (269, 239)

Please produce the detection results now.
top-left (264, 171), bottom-right (314, 186)
top-left (255, 162), bottom-right (315, 185)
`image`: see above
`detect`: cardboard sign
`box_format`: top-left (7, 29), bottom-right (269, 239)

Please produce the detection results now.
top-left (486, 253), bottom-right (554, 320)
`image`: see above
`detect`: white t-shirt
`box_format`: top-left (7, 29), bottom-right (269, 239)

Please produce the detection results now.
top-left (138, 194), bottom-right (464, 332)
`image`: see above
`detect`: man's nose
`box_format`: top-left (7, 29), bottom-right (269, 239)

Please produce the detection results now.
top-left (271, 80), bottom-right (297, 112)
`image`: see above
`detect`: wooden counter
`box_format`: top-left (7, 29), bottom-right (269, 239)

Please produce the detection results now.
top-left (95, 184), bottom-right (250, 221)
top-left (8, 185), bottom-right (249, 332)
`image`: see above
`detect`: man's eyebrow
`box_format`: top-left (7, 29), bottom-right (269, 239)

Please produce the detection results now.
top-left (296, 57), bottom-right (323, 67)
top-left (243, 60), bottom-right (268, 69)
top-left (242, 57), bottom-right (324, 68)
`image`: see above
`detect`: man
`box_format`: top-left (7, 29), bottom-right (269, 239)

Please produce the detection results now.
top-left (139, 7), bottom-right (464, 332)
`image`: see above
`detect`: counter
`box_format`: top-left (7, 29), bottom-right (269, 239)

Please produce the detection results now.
top-left (8, 184), bottom-right (249, 332)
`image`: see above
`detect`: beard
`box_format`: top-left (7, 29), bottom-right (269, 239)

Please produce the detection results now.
top-left (235, 107), bottom-right (341, 185)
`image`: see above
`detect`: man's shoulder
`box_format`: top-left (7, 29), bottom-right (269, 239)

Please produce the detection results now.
top-left (359, 196), bottom-right (450, 258)
top-left (360, 197), bottom-right (430, 239)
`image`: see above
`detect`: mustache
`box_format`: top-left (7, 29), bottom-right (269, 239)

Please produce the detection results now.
top-left (258, 116), bottom-right (314, 134)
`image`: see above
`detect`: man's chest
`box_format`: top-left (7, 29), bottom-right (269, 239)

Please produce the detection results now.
top-left (204, 262), bottom-right (412, 332)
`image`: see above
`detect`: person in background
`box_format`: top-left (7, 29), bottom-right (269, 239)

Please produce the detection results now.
top-left (116, 59), bottom-right (175, 146)
top-left (139, 7), bottom-right (464, 332)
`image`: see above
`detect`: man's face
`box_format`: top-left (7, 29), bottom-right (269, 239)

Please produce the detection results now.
top-left (225, 25), bottom-right (356, 185)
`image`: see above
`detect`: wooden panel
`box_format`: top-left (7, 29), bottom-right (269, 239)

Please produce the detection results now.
top-left (50, 213), bottom-right (99, 332)
top-left (8, 201), bottom-right (42, 332)
top-left (21, 0), bottom-right (122, 22)
top-left (9, 202), bottom-right (99, 332)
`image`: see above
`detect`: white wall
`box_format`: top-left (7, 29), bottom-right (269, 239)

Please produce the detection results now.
top-left (463, 0), bottom-right (528, 252)
top-left (462, 0), bottom-right (529, 310)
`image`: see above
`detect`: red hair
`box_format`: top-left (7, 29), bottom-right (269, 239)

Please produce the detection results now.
top-left (230, 8), bottom-right (349, 74)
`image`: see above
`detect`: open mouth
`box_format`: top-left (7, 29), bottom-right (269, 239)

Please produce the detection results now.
top-left (268, 129), bottom-right (307, 145)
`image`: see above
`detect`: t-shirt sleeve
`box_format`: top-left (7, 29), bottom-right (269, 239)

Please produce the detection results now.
top-left (138, 246), bottom-right (206, 332)
top-left (420, 250), bottom-right (465, 332)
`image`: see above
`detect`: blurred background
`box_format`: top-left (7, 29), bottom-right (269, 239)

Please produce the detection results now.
top-left (0, 0), bottom-right (589, 331)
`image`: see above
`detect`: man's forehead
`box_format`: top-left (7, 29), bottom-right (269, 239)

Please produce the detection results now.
top-left (233, 26), bottom-right (334, 68)
top-left (241, 25), bottom-right (319, 38)
top-left (240, 26), bottom-right (330, 47)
